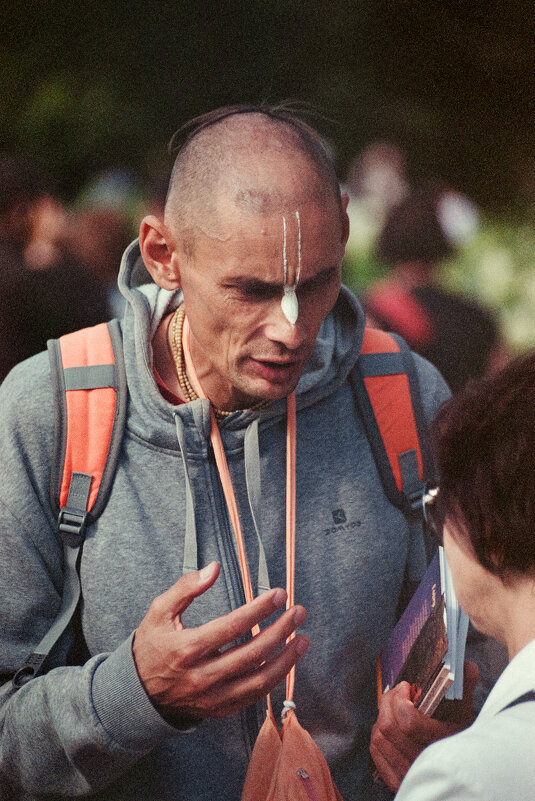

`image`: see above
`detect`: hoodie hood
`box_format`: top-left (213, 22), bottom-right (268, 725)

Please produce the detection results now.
top-left (118, 239), bottom-right (366, 446)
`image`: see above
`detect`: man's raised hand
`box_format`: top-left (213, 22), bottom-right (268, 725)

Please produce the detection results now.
top-left (132, 562), bottom-right (308, 725)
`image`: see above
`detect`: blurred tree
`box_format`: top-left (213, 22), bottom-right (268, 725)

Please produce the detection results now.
top-left (0, 0), bottom-right (534, 207)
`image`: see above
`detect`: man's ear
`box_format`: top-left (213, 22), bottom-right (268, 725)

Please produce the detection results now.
top-left (139, 215), bottom-right (181, 290)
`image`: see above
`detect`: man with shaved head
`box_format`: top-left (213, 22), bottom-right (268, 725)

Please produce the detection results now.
top-left (0, 106), bottom-right (468, 800)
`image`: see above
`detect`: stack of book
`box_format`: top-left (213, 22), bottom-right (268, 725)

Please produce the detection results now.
top-left (377, 548), bottom-right (469, 716)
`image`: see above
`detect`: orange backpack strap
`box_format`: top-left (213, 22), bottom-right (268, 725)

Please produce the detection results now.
top-left (13, 320), bottom-right (126, 688)
top-left (349, 327), bottom-right (435, 519)
top-left (48, 319), bottom-right (127, 546)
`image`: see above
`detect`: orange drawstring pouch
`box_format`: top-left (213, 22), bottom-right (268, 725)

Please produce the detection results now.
top-left (242, 703), bottom-right (344, 801)
top-left (183, 319), bottom-right (344, 801)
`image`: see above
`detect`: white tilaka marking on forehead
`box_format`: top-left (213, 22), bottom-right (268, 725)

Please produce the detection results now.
top-left (281, 210), bottom-right (301, 326)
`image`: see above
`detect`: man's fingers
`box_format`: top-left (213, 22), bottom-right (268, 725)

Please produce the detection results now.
top-left (134, 573), bottom-right (308, 723)
top-left (201, 633), bottom-right (310, 718)
top-left (184, 587), bottom-right (290, 659)
top-left (205, 604), bottom-right (307, 679)
top-left (147, 562), bottom-right (221, 624)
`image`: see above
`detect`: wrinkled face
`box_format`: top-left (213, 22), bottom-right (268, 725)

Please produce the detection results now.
top-left (176, 194), bottom-right (346, 410)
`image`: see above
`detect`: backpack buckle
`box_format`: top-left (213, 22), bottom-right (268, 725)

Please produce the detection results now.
top-left (407, 487), bottom-right (425, 513)
top-left (58, 507), bottom-right (89, 547)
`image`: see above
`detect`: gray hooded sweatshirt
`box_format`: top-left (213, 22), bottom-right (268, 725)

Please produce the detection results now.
top-left (0, 241), bottom-right (449, 800)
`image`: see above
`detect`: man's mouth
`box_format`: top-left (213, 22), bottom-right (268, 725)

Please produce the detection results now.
top-left (248, 357), bottom-right (300, 383)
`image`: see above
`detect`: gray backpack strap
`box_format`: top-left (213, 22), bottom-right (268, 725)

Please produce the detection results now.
top-left (12, 545), bottom-right (81, 687)
top-left (13, 320), bottom-right (126, 687)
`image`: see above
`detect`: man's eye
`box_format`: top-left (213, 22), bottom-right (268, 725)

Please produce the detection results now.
top-left (229, 283), bottom-right (280, 300)
top-left (300, 270), bottom-right (337, 293)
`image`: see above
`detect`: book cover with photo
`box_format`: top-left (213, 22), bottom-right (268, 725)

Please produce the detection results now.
top-left (377, 548), bottom-right (468, 716)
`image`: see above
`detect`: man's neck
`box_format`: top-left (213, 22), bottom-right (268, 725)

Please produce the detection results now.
top-left (152, 311), bottom-right (186, 400)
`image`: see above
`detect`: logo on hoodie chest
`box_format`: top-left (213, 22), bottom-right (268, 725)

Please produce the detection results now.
top-left (324, 508), bottom-right (362, 535)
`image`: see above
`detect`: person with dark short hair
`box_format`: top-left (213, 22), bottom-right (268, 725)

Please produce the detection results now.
top-left (364, 187), bottom-right (509, 393)
top-left (385, 350), bottom-right (535, 799)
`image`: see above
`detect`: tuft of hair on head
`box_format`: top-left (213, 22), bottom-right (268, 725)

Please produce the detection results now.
top-left (431, 350), bottom-right (535, 578)
top-left (167, 100), bottom-right (336, 162)
top-left (163, 102), bottom-right (342, 255)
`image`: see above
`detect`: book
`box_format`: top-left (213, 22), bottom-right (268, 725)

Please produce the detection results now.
top-left (376, 547), bottom-right (468, 715)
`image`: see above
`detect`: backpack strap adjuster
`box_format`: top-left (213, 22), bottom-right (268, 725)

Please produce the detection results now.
top-left (407, 490), bottom-right (425, 513)
top-left (398, 448), bottom-right (426, 515)
top-left (58, 507), bottom-right (90, 547)
top-left (57, 470), bottom-right (93, 547)
top-left (12, 653), bottom-right (47, 688)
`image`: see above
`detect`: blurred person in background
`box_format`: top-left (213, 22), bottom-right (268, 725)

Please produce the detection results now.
top-left (364, 186), bottom-right (510, 393)
top-left (67, 206), bottom-right (131, 319)
top-left (0, 153), bottom-right (43, 380)
top-left (382, 349), bottom-right (535, 800)
top-left (68, 168), bottom-right (146, 319)
top-left (342, 142), bottom-right (410, 291)
top-left (0, 154), bottom-right (109, 383)
top-left (345, 141), bottom-right (409, 221)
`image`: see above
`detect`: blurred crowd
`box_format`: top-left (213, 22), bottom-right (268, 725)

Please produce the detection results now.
top-left (0, 145), bottom-right (513, 390)
top-left (343, 142), bottom-right (512, 393)
top-left (0, 154), bottom-right (167, 382)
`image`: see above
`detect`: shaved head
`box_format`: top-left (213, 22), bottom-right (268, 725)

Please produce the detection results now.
top-left (164, 106), bottom-right (343, 256)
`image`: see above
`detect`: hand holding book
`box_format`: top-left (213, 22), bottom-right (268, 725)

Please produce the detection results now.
top-left (377, 548), bottom-right (468, 714)
top-left (370, 548), bottom-right (478, 792)
top-left (369, 660), bottom-right (480, 793)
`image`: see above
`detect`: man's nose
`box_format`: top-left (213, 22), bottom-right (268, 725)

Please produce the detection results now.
top-left (264, 302), bottom-right (306, 350)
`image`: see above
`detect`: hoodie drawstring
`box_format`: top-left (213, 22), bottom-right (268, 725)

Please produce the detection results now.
top-left (174, 413), bottom-right (199, 574)
top-left (244, 417), bottom-right (271, 595)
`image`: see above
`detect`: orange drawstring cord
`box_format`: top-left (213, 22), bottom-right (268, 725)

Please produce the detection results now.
top-left (182, 315), bottom-right (298, 714)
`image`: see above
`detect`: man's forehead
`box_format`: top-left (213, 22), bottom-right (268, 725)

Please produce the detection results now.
top-left (211, 188), bottom-right (339, 231)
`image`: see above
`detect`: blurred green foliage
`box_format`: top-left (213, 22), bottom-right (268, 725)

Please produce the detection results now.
top-left (2, 0), bottom-right (535, 353)
top-left (2, 0), bottom-right (535, 205)
top-left (441, 218), bottom-right (535, 352)
top-left (343, 206), bottom-right (535, 353)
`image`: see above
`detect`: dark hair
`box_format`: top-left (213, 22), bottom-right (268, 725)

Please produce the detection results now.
top-left (377, 188), bottom-right (453, 267)
top-left (431, 350), bottom-right (535, 577)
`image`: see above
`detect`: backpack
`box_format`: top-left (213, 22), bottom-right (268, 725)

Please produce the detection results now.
top-left (13, 321), bottom-right (434, 687)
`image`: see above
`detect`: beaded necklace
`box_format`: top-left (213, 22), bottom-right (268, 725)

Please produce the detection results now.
top-left (170, 305), bottom-right (271, 421)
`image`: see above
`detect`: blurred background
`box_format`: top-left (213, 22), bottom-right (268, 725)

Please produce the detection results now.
top-left (2, 0), bottom-right (535, 381)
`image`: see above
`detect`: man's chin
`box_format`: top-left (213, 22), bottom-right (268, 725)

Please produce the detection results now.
top-left (236, 376), bottom-right (301, 407)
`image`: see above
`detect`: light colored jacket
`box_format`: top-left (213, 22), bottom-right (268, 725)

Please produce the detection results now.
top-left (396, 637), bottom-right (535, 801)
top-left (0, 241), bottom-right (449, 800)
